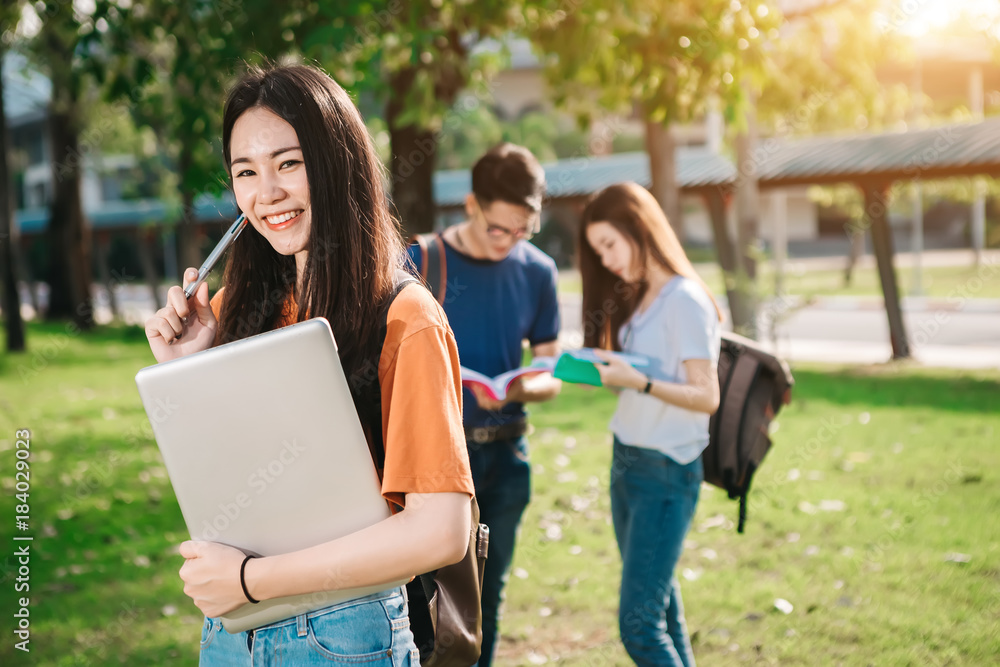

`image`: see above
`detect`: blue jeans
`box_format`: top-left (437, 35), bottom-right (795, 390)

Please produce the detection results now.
top-left (199, 588), bottom-right (418, 666)
top-left (466, 435), bottom-right (531, 667)
top-left (611, 438), bottom-right (702, 667)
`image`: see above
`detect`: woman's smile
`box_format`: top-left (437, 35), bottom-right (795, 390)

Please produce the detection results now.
top-left (262, 209), bottom-right (305, 230)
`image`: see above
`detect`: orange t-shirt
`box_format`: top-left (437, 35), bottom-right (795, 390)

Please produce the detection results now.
top-left (210, 285), bottom-right (474, 509)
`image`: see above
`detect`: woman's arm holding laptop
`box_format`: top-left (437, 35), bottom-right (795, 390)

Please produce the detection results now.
top-left (177, 491), bottom-right (471, 617)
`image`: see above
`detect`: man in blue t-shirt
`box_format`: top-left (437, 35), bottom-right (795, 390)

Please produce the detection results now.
top-left (407, 143), bottom-right (562, 667)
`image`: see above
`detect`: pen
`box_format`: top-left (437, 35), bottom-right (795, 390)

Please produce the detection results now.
top-left (182, 213), bottom-right (248, 299)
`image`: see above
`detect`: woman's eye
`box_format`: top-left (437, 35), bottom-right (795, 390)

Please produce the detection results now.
top-left (280, 159), bottom-right (301, 169)
top-left (235, 169), bottom-right (254, 178)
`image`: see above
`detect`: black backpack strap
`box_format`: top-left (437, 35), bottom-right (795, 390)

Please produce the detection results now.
top-left (361, 270), bottom-right (420, 472)
top-left (717, 353), bottom-right (760, 497)
top-left (738, 492), bottom-right (748, 534)
top-left (411, 233), bottom-right (447, 305)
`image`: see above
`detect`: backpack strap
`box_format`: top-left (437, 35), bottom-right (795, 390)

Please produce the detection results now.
top-left (411, 233), bottom-right (447, 305)
top-left (360, 270), bottom-right (419, 474)
top-left (717, 352), bottom-right (761, 498)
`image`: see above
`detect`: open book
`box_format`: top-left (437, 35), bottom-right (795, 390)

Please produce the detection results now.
top-left (461, 348), bottom-right (650, 400)
top-left (461, 358), bottom-right (557, 401)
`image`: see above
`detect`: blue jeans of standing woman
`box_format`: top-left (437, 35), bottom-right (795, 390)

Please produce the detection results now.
top-left (611, 437), bottom-right (702, 667)
top-left (198, 587), bottom-right (418, 666)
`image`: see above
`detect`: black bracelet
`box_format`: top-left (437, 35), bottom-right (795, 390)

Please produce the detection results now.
top-left (240, 555), bottom-right (260, 604)
top-left (642, 377), bottom-right (654, 394)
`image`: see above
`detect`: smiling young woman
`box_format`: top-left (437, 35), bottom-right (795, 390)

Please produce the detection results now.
top-left (143, 64), bottom-right (474, 666)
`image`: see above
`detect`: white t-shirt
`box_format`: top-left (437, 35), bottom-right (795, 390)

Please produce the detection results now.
top-left (609, 276), bottom-right (721, 464)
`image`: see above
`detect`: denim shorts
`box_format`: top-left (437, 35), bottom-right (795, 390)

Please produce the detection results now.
top-left (199, 587), bottom-right (418, 666)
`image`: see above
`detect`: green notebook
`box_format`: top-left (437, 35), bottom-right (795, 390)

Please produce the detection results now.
top-left (553, 349), bottom-right (650, 387)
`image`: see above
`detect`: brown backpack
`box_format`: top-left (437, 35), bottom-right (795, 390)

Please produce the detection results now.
top-left (355, 272), bottom-right (489, 667)
top-left (705, 332), bottom-right (794, 533)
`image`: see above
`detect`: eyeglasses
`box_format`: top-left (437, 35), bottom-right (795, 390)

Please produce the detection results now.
top-left (485, 223), bottom-right (535, 241)
top-left (478, 206), bottom-right (539, 241)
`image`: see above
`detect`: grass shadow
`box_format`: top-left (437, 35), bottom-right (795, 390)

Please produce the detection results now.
top-left (789, 364), bottom-right (1000, 414)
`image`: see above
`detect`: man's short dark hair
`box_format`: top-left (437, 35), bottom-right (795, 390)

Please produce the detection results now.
top-left (471, 143), bottom-right (546, 213)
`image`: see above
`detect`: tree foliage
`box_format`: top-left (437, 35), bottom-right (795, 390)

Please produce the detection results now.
top-left (535, 0), bottom-right (778, 129)
top-left (755, 0), bottom-right (911, 136)
top-left (301, 0), bottom-right (533, 235)
top-left (99, 0), bottom-right (303, 269)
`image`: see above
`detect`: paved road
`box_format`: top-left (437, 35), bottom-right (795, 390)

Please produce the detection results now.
top-left (555, 248), bottom-right (1000, 368)
top-left (557, 293), bottom-right (1000, 369)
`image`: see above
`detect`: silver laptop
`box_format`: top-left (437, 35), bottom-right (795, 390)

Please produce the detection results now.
top-left (135, 317), bottom-right (407, 633)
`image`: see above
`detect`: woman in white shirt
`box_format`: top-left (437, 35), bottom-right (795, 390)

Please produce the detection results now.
top-left (578, 182), bottom-right (722, 667)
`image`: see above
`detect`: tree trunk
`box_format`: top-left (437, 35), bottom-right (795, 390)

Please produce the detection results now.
top-left (844, 227), bottom-right (864, 286)
top-left (734, 125), bottom-right (761, 281)
top-left (136, 228), bottom-right (162, 310)
top-left (45, 90), bottom-right (93, 330)
top-left (389, 122), bottom-right (438, 238)
top-left (387, 68), bottom-right (439, 238)
top-left (732, 107), bottom-right (761, 338)
top-left (860, 181), bottom-right (909, 359)
top-left (41, 2), bottom-right (93, 330)
top-left (386, 44), bottom-right (467, 239)
top-left (176, 146), bottom-right (202, 273)
top-left (94, 230), bottom-right (118, 322)
top-left (644, 119), bottom-right (683, 241)
top-left (0, 52), bottom-right (26, 351)
top-left (704, 189), bottom-right (755, 334)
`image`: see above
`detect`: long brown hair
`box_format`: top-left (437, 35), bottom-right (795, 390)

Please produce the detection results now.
top-left (578, 182), bottom-right (722, 351)
top-left (216, 64), bottom-right (403, 382)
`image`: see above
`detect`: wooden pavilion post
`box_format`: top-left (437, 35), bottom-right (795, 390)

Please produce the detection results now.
top-left (859, 180), bottom-right (910, 359)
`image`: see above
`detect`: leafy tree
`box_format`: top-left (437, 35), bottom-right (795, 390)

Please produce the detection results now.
top-left (536, 0), bottom-right (777, 217)
top-left (435, 105), bottom-right (569, 170)
top-left (302, 1), bottom-right (530, 236)
top-left (756, 1), bottom-right (911, 136)
top-left (534, 0), bottom-right (778, 334)
top-left (103, 0), bottom-right (301, 272)
top-left (436, 102), bottom-right (503, 169)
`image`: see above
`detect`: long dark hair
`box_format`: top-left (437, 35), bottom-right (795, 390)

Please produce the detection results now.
top-left (578, 182), bottom-right (722, 351)
top-left (216, 64), bottom-right (403, 381)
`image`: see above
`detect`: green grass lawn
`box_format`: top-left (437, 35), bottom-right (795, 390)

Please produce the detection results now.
top-left (560, 262), bottom-right (1000, 301)
top-left (1, 324), bottom-right (998, 666)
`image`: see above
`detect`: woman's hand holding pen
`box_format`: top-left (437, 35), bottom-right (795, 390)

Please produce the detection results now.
top-left (144, 267), bottom-right (219, 363)
top-left (592, 349), bottom-right (646, 391)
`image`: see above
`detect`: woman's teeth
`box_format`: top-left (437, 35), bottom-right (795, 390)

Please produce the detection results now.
top-left (266, 210), bottom-right (301, 225)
